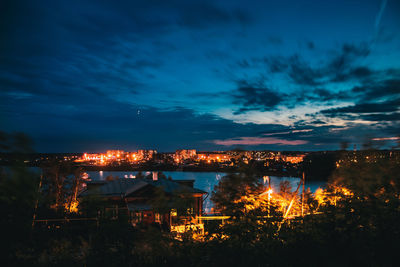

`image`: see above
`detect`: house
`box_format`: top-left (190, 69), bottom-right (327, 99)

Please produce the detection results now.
top-left (79, 174), bottom-right (206, 232)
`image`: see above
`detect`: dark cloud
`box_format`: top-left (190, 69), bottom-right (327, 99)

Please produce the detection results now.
top-left (252, 43), bottom-right (371, 86)
top-left (313, 78), bottom-right (400, 123)
top-left (186, 92), bottom-right (226, 99)
top-left (308, 120), bottom-right (327, 125)
top-left (294, 88), bottom-right (350, 103)
top-left (307, 41), bottom-right (315, 50)
top-left (266, 36), bottom-right (283, 46)
top-left (236, 59), bottom-right (252, 68)
top-left (323, 43), bottom-right (370, 82)
top-left (287, 55), bottom-right (323, 86)
top-left (264, 56), bottom-right (289, 73)
top-left (231, 39), bottom-right (399, 121)
top-left (321, 98), bottom-right (400, 116)
top-left (349, 67), bottom-right (373, 78)
top-left (230, 64), bottom-right (399, 117)
top-left (359, 113), bottom-right (400, 122)
top-left (232, 80), bottom-right (284, 114)
top-left (258, 43), bottom-right (372, 85)
top-left (312, 89), bottom-right (343, 101)
top-left (353, 78), bottom-right (400, 101)
top-left (255, 55), bottom-right (323, 85)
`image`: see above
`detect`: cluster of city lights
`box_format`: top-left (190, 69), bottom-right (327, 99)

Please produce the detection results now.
top-left (75, 150), bottom-right (156, 165)
top-left (75, 149), bottom-right (305, 165)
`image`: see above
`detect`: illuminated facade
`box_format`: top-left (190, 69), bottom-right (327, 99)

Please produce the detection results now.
top-left (174, 149), bottom-right (197, 162)
top-left (137, 149), bottom-right (157, 161)
top-left (282, 155), bottom-right (305, 164)
top-left (197, 152), bottom-right (230, 162)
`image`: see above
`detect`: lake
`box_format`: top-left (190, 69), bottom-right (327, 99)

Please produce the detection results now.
top-left (87, 171), bottom-right (325, 213)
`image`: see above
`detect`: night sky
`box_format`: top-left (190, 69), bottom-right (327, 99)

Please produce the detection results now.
top-left (1, 0), bottom-right (399, 152)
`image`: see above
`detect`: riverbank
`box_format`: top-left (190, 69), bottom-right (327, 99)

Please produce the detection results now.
top-left (80, 164), bottom-right (302, 178)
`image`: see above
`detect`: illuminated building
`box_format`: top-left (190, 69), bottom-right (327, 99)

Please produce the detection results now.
top-left (283, 155), bottom-right (305, 163)
top-left (127, 152), bottom-right (139, 162)
top-left (174, 149), bottom-right (196, 162)
top-left (137, 149), bottom-right (157, 161)
top-left (79, 175), bottom-right (206, 232)
top-left (106, 150), bottom-right (125, 159)
top-left (197, 152), bottom-right (229, 162)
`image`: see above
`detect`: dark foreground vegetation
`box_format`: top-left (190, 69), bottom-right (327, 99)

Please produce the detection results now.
top-left (1, 132), bottom-right (400, 266)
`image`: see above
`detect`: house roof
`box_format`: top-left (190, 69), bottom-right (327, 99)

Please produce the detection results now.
top-left (80, 178), bottom-right (206, 198)
top-left (145, 179), bottom-right (205, 194)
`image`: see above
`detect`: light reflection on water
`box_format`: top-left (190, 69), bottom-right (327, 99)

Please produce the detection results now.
top-left (86, 171), bottom-right (325, 213)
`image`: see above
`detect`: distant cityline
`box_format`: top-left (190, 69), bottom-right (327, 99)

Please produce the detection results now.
top-left (75, 149), bottom-right (306, 165)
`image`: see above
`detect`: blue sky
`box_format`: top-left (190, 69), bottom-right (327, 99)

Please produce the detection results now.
top-left (1, 0), bottom-right (399, 152)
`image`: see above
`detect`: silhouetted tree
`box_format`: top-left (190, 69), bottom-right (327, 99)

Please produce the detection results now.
top-left (0, 132), bottom-right (39, 264)
top-left (211, 173), bottom-right (264, 217)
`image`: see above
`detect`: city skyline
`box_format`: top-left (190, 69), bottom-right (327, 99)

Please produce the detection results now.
top-left (1, 0), bottom-right (399, 152)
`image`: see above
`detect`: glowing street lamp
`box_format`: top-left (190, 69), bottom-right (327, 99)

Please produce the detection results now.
top-left (267, 188), bottom-right (273, 217)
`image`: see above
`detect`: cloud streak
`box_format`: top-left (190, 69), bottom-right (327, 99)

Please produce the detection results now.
top-left (375, 0), bottom-right (388, 30)
top-left (372, 136), bottom-right (400, 141)
top-left (213, 137), bottom-right (308, 146)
